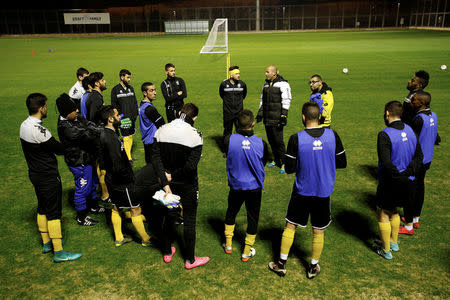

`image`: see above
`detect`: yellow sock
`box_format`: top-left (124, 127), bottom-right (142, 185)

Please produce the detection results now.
top-left (47, 219), bottom-right (63, 252)
top-left (97, 166), bottom-right (109, 199)
top-left (390, 214), bottom-right (400, 244)
top-left (280, 227), bottom-right (295, 260)
top-left (111, 210), bottom-right (123, 242)
top-left (243, 233), bottom-right (256, 256)
top-left (378, 222), bottom-right (391, 251)
top-left (312, 232), bottom-right (324, 262)
top-left (37, 214), bottom-right (50, 244)
top-left (123, 136), bottom-right (133, 161)
top-left (131, 215), bottom-right (150, 242)
top-left (124, 211), bottom-right (132, 219)
top-left (224, 224), bottom-right (235, 247)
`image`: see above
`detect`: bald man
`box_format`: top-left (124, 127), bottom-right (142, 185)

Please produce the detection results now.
top-left (256, 65), bottom-right (292, 174)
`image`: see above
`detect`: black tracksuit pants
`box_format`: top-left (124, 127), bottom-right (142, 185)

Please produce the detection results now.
top-left (265, 125), bottom-right (285, 167)
top-left (225, 188), bottom-right (262, 235)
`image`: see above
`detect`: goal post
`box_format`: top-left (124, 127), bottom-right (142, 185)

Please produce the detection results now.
top-left (200, 18), bottom-right (228, 54)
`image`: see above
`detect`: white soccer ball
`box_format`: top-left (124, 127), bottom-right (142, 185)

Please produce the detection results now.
top-left (342, 68), bottom-right (348, 74)
top-left (441, 64), bottom-right (447, 70)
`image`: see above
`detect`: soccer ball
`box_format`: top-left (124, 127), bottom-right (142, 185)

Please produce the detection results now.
top-left (441, 64), bottom-right (447, 70)
top-left (342, 68), bottom-right (348, 74)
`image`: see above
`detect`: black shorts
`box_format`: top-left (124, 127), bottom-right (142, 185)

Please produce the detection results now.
top-left (109, 184), bottom-right (140, 209)
top-left (119, 121), bottom-right (136, 137)
top-left (376, 180), bottom-right (413, 212)
top-left (29, 173), bottom-right (62, 220)
top-left (285, 192), bottom-right (331, 229)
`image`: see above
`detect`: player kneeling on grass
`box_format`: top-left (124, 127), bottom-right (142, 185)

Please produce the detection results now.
top-left (56, 93), bottom-right (105, 226)
top-left (98, 105), bottom-right (152, 247)
top-left (268, 102), bottom-right (346, 278)
top-left (223, 109), bottom-right (270, 261)
top-left (374, 101), bottom-right (423, 260)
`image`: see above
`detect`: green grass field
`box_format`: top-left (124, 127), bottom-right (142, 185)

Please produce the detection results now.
top-left (0, 29), bottom-right (449, 299)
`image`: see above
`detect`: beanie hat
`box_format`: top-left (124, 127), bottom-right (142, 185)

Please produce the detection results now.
top-left (56, 93), bottom-right (77, 117)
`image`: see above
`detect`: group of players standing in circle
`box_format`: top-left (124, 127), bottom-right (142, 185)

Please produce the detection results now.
top-left (20, 64), bottom-right (438, 277)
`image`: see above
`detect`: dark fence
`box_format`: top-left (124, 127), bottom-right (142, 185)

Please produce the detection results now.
top-left (1, 1), bottom-right (449, 35)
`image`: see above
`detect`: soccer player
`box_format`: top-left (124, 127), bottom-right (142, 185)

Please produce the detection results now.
top-left (399, 91), bottom-right (438, 234)
top-left (374, 101), bottom-right (422, 260)
top-left (152, 103), bottom-right (210, 269)
top-left (223, 109), bottom-right (269, 261)
top-left (56, 93), bottom-right (104, 226)
top-left (68, 67), bottom-right (89, 109)
top-left (111, 69), bottom-right (139, 162)
top-left (219, 65), bottom-right (247, 143)
top-left (20, 93), bottom-right (82, 262)
top-left (139, 82), bottom-right (165, 164)
top-left (85, 72), bottom-right (107, 125)
top-left (268, 102), bottom-right (346, 278)
top-left (309, 74), bottom-right (334, 128)
top-left (98, 106), bottom-right (152, 247)
top-left (256, 65), bottom-right (291, 174)
top-left (161, 63), bottom-right (187, 122)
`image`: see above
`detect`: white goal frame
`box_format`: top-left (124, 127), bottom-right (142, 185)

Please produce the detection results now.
top-left (200, 18), bottom-right (228, 54)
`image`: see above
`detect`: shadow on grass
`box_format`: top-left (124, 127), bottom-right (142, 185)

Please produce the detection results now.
top-left (259, 227), bottom-right (309, 270)
top-left (359, 164), bottom-right (378, 182)
top-left (207, 217), bottom-right (247, 251)
top-left (209, 135), bottom-right (226, 154)
top-left (359, 191), bottom-right (378, 212)
top-left (334, 209), bottom-right (378, 249)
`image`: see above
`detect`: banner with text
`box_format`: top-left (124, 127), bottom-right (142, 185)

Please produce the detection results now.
top-left (64, 13), bottom-right (110, 25)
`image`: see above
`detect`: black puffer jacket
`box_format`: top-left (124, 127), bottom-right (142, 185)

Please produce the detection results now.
top-left (258, 75), bottom-right (292, 126)
top-left (57, 116), bottom-right (102, 167)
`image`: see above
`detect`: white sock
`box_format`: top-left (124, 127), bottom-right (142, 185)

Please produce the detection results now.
top-left (280, 253), bottom-right (289, 260)
top-left (413, 217), bottom-right (419, 223)
top-left (311, 258), bottom-right (319, 265)
top-left (404, 224), bottom-right (413, 231)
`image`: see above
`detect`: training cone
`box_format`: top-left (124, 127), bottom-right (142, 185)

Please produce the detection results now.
top-left (48, 48), bottom-right (52, 53)
top-left (32, 50), bottom-right (35, 56)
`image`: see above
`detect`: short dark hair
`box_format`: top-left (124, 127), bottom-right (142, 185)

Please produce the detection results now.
top-left (119, 69), bottom-right (131, 78)
top-left (180, 103), bottom-right (199, 119)
top-left (82, 75), bottom-right (91, 90)
top-left (237, 109), bottom-right (254, 129)
top-left (302, 102), bottom-right (321, 121)
top-left (310, 74), bottom-right (322, 81)
top-left (26, 93), bottom-right (47, 115)
top-left (76, 67), bottom-right (89, 79)
top-left (165, 63), bottom-right (175, 71)
top-left (229, 65), bottom-right (239, 71)
top-left (141, 82), bottom-right (154, 92)
top-left (415, 70), bottom-right (429, 89)
top-left (88, 72), bottom-right (104, 87)
top-left (413, 90), bottom-right (431, 107)
top-left (99, 105), bottom-right (116, 125)
top-left (385, 101), bottom-right (403, 118)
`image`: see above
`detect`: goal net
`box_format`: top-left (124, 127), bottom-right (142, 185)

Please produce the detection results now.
top-left (200, 18), bottom-right (228, 54)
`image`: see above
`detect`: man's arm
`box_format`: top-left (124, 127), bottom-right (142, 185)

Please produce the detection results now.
top-left (171, 145), bottom-right (202, 182)
top-left (333, 130), bottom-right (347, 169)
top-left (41, 137), bottom-right (65, 156)
top-left (145, 105), bottom-right (165, 128)
top-left (242, 82), bottom-right (247, 100)
top-left (284, 133), bottom-right (298, 174)
top-left (110, 87), bottom-right (119, 112)
top-left (178, 78), bottom-right (187, 100)
top-left (89, 97), bottom-right (103, 124)
top-left (151, 131), bottom-right (170, 187)
top-left (410, 115), bottom-right (423, 136)
top-left (161, 81), bottom-right (175, 103)
top-left (219, 82), bottom-right (225, 100)
top-left (377, 131), bottom-right (402, 180)
top-left (321, 91), bottom-right (334, 125)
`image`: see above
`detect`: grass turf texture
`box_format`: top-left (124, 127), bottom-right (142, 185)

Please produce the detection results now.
top-left (0, 30), bottom-right (449, 299)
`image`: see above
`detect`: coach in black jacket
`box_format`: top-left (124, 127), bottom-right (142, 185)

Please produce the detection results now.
top-left (56, 93), bottom-right (103, 226)
top-left (219, 66), bottom-right (247, 141)
top-left (257, 65), bottom-right (292, 173)
top-left (161, 63), bottom-right (187, 122)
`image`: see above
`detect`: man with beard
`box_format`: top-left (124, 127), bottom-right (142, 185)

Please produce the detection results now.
top-left (219, 65), bottom-right (247, 144)
top-left (256, 65), bottom-right (291, 174)
top-left (139, 82), bottom-right (165, 164)
top-left (111, 69), bottom-right (139, 162)
top-left (309, 74), bottom-right (334, 128)
top-left (20, 93), bottom-right (82, 262)
top-left (98, 105), bottom-right (152, 247)
top-left (161, 63), bottom-right (187, 122)
top-left (374, 101), bottom-right (422, 259)
top-left (268, 102), bottom-right (346, 279)
top-left (85, 72), bottom-right (107, 125)
top-left (56, 93), bottom-right (104, 226)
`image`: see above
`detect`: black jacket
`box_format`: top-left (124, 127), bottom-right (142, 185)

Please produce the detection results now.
top-left (85, 90), bottom-right (104, 125)
top-left (111, 83), bottom-right (138, 121)
top-left (57, 116), bottom-right (101, 167)
top-left (257, 75), bottom-right (291, 126)
top-left (219, 79), bottom-right (247, 120)
top-left (161, 76), bottom-right (187, 108)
